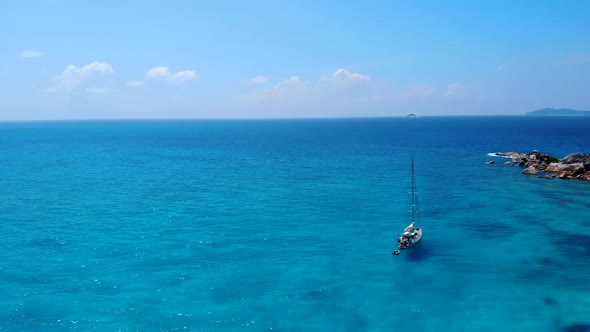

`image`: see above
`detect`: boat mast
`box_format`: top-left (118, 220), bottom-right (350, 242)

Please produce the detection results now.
top-left (411, 157), bottom-right (415, 224)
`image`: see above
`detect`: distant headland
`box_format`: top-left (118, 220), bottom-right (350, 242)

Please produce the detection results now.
top-left (526, 108), bottom-right (590, 116)
top-left (489, 151), bottom-right (590, 181)
top-left (406, 114), bottom-right (417, 118)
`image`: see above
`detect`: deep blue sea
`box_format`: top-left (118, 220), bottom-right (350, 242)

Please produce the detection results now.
top-left (1, 116), bottom-right (589, 331)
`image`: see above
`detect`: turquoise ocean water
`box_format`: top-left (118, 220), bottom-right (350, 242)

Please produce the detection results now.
top-left (1, 116), bottom-right (589, 331)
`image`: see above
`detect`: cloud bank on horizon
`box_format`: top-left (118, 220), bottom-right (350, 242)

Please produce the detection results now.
top-left (2, 1), bottom-right (589, 120)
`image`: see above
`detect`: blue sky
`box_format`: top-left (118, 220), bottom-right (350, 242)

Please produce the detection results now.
top-left (1, 0), bottom-right (589, 120)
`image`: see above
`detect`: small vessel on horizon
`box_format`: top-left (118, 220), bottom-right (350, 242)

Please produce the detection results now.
top-left (396, 158), bottom-right (422, 250)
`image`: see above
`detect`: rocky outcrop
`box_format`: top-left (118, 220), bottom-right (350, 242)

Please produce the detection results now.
top-left (492, 151), bottom-right (590, 181)
top-left (561, 152), bottom-right (588, 164)
top-left (522, 166), bottom-right (539, 175)
top-left (495, 152), bottom-right (525, 159)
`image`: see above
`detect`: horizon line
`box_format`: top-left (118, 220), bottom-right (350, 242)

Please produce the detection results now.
top-left (0, 114), bottom-right (542, 123)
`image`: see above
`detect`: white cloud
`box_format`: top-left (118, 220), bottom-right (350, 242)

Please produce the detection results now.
top-left (48, 61), bottom-right (114, 94)
top-left (233, 69), bottom-right (385, 118)
top-left (249, 75), bottom-right (269, 84)
top-left (234, 66), bottom-right (489, 117)
top-left (146, 66), bottom-right (196, 85)
top-left (327, 68), bottom-right (370, 81)
top-left (236, 69), bottom-right (376, 110)
top-left (170, 70), bottom-right (196, 84)
top-left (245, 70), bottom-right (469, 104)
top-left (126, 80), bottom-right (144, 87)
top-left (253, 76), bottom-right (307, 100)
top-left (20, 50), bottom-right (44, 59)
top-left (146, 66), bottom-right (170, 78)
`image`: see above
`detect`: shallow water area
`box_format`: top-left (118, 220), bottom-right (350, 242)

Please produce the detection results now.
top-left (0, 117), bottom-right (589, 331)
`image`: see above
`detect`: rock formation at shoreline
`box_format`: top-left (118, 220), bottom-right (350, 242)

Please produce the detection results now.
top-left (493, 151), bottom-right (590, 181)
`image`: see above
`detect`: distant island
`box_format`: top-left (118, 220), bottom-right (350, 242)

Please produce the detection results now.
top-left (406, 114), bottom-right (417, 118)
top-left (526, 108), bottom-right (590, 116)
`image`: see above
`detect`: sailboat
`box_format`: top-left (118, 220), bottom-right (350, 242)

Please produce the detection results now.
top-left (396, 158), bottom-right (422, 250)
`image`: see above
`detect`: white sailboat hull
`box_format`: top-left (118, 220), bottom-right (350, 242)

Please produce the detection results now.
top-left (397, 227), bottom-right (422, 250)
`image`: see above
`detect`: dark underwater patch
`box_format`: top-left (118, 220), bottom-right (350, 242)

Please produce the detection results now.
top-left (537, 256), bottom-right (554, 265)
top-left (403, 244), bottom-right (434, 263)
top-left (518, 267), bottom-right (548, 281)
top-left (543, 296), bottom-right (559, 306)
top-left (306, 288), bottom-right (331, 301)
top-left (25, 237), bottom-right (67, 250)
top-left (338, 311), bottom-right (369, 331)
top-left (552, 232), bottom-right (590, 260)
top-left (513, 257), bottom-right (562, 283)
top-left (536, 256), bottom-right (566, 269)
top-left (563, 323), bottom-right (590, 332)
top-left (462, 220), bottom-right (516, 240)
top-left (300, 279), bottom-right (344, 303)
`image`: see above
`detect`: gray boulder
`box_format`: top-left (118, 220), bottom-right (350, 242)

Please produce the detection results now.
top-left (546, 163), bottom-right (568, 172)
top-left (522, 166), bottom-right (539, 175)
top-left (561, 152), bottom-right (588, 164)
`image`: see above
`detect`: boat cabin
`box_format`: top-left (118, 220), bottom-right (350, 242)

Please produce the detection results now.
top-left (397, 229), bottom-right (420, 248)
